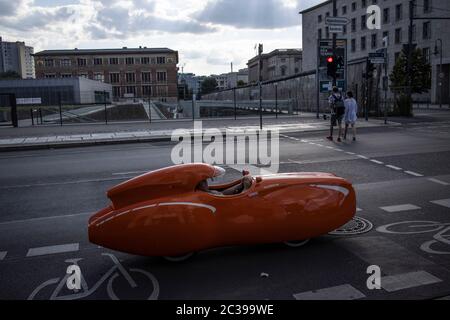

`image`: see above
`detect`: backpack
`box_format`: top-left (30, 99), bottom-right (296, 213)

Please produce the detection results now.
top-left (333, 94), bottom-right (345, 109)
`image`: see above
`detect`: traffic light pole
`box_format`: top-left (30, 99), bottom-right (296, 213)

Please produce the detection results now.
top-left (332, 0), bottom-right (337, 87)
top-left (407, 0), bottom-right (414, 99)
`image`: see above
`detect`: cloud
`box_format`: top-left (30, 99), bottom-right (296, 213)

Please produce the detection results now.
top-left (0, 6), bottom-right (74, 31)
top-left (194, 0), bottom-right (301, 29)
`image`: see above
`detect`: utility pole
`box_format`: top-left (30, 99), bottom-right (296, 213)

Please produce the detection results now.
top-left (332, 0), bottom-right (337, 87)
top-left (435, 39), bottom-right (443, 109)
top-left (407, 0), bottom-right (415, 99)
top-left (258, 43), bottom-right (263, 130)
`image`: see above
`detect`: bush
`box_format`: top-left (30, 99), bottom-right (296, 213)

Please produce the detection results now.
top-left (392, 95), bottom-right (413, 117)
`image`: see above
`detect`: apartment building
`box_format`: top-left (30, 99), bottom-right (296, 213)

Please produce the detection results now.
top-left (301, 0), bottom-right (450, 103)
top-left (248, 49), bottom-right (302, 84)
top-left (34, 47), bottom-right (179, 102)
top-left (0, 37), bottom-right (35, 79)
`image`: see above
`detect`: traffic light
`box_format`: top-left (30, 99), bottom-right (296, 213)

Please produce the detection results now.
top-left (327, 56), bottom-right (337, 79)
top-left (336, 56), bottom-right (344, 69)
top-left (366, 61), bottom-right (376, 79)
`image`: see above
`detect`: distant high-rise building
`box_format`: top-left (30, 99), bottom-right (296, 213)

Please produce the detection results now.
top-left (0, 37), bottom-right (35, 79)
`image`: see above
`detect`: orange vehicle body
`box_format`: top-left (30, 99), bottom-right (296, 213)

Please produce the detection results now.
top-left (89, 163), bottom-right (356, 257)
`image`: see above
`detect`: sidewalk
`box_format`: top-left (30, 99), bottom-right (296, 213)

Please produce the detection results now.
top-left (0, 113), bottom-right (398, 151)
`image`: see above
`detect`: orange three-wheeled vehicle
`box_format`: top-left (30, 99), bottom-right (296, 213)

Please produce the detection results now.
top-left (89, 163), bottom-right (356, 260)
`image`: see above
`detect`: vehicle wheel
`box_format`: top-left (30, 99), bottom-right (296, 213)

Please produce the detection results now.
top-left (284, 239), bottom-right (310, 248)
top-left (163, 252), bottom-right (195, 262)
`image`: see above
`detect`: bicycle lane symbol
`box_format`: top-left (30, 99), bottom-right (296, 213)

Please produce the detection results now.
top-left (28, 253), bottom-right (160, 300)
top-left (377, 221), bottom-right (450, 255)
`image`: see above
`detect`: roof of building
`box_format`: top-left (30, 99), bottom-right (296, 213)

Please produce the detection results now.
top-left (34, 47), bottom-right (177, 56)
top-left (247, 49), bottom-right (302, 64)
top-left (299, 0), bottom-right (332, 14)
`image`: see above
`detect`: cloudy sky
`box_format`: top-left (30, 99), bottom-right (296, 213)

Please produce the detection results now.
top-left (0, 0), bottom-right (323, 75)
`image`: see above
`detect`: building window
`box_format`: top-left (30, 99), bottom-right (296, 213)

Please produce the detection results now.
top-left (142, 85), bottom-right (152, 97)
top-left (109, 58), bottom-right (119, 65)
top-left (325, 12), bottom-right (330, 17)
top-left (383, 8), bottom-right (390, 24)
top-left (157, 71), bottom-right (167, 82)
top-left (395, 28), bottom-right (402, 44)
top-left (371, 0), bottom-right (377, 4)
top-left (126, 57), bottom-right (135, 65)
top-left (141, 57), bottom-right (150, 64)
top-left (422, 47), bottom-right (430, 63)
top-left (371, 34), bottom-right (377, 49)
top-left (395, 52), bottom-right (401, 62)
top-left (318, 15), bottom-right (322, 23)
top-left (126, 72), bottom-right (136, 83)
top-left (60, 59), bottom-right (71, 67)
top-left (362, 0), bottom-right (367, 7)
top-left (351, 39), bottom-right (356, 52)
top-left (61, 74), bottom-right (72, 78)
top-left (343, 24), bottom-right (347, 35)
top-left (318, 28), bottom-right (322, 39)
top-left (44, 59), bottom-right (54, 67)
top-left (423, 21), bottom-right (431, 39)
top-left (280, 66), bottom-right (286, 76)
top-left (361, 36), bottom-right (367, 51)
top-left (93, 58), bottom-right (103, 65)
top-left (141, 72), bottom-right (152, 83)
top-left (352, 2), bottom-right (357, 11)
top-left (361, 15), bottom-right (367, 30)
top-left (325, 27), bottom-right (330, 39)
top-left (395, 4), bottom-right (403, 21)
top-left (77, 58), bottom-right (87, 66)
top-left (44, 74), bottom-right (56, 78)
top-left (78, 73), bottom-right (88, 79)
top-left (342, 6), bottom-right (347, 15)
top-left (383, 31), bottom-right (389, 46)
top-left (126, 86), bottom-right (136, 95)
top-left (351, 18), bottom-right (356, 32)
top-left (94, 73), bottom-right (104, 82)
top-left (156, 57), bottom-right (166, 64)
top-left (113, 86), bottom-right (121, 98)
top-left (110, 73), bottom-right (120, 83)
top-left (424, 0), bottom-right (431, 13)
top-left (411, 25), bottom-right (417, 41)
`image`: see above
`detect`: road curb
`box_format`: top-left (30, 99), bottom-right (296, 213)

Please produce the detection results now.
top-left (0, 123), bottom-right (400, 152)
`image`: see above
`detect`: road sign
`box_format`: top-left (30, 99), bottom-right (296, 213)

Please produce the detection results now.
top-left (325, 17), bottom-right (349, 26)
top-left (329, 25), bottom-right (344, 33)
top-left (369, 52), bottom-right (385, 59)
top-left (16, 98), bottom-right (42, 105)
top-left (370, 58), bottom-right (386, 64)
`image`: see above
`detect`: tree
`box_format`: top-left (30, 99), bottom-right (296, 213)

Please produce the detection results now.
top-left (390, 48), bottom-right (431, 94)
top-left (201, 77), bottom-right (218, 95)
top-left (237, 80), bottom-right (247, 87)
top-left (0, 71), bottom-right (21, 80)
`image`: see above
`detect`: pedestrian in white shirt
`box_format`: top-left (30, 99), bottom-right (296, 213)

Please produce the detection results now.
top-left (344, 91), bottom-right (358, 141)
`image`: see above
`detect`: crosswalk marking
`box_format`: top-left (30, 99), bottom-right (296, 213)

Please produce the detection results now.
top-left (357, 155), bottom-right (369, 159)
top-left (428, 178), bottom-right (450, 186)
top-left (431, 199), bottom-right (450, 209)
top-left (404, 171), bottom-right (424, 177)
top-left (386, 165), bottom-right (402, 171)
top-left (381, 271), bottom-right (442, 292)
top-left (293, 284), bottom-right (365, 300)
top-left (371, 160), bottom-right (384, 165)
top-left (380, 204), bottom-right (421, 213)
top-left (26, 243), bottom-right (79, 257)
top-left (0, 251), bottom-right (6, 260)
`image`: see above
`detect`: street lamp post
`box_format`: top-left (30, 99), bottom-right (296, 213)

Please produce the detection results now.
top-left (434, 39), bottom-right (443, 109)
top-left (274, 83), bottom-right (278, 119)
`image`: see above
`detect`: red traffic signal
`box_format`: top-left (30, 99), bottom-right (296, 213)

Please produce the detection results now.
top-left (327, 56), bottom-right (334, 63)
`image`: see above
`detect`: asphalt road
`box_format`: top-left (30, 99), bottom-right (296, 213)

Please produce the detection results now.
top-left (1, 115), bottom-right (450, 300)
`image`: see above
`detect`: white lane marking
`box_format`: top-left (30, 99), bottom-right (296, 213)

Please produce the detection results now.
top-left (26, 243), bottom-right (80, 257)
top-left (404, 171), bottom-right (424, 177)
top-left (334, 148), bottom-right (344, 152)
top-left (336, 236), bottom-right (437, 276)
top-left (428, 178), bottom-right (449, 186)
top-left (346, 152), bottom-right (356, 155)
top-left (371, 160), bottom-right (384, 165)
top-left (325, 146), bottom-right (334, 149)
top-left (0, 212), bottom-right (91, 226)
top-left (381, 271), bottom-right (442, 292)
top-left (357, 208), bottom-right (363, 212)
top-left (0, 251), bottom-right (7, 260)
top-left (431, 199), bottom-right (450, 209)
top-left (357, 155), bottom-right (369, 159)
top-left (293, 284), bottom-right (365, 300)
top-left (380, 204), bottom-right (422, 213)
top-left (386, 165), bottom-right (402, 171)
